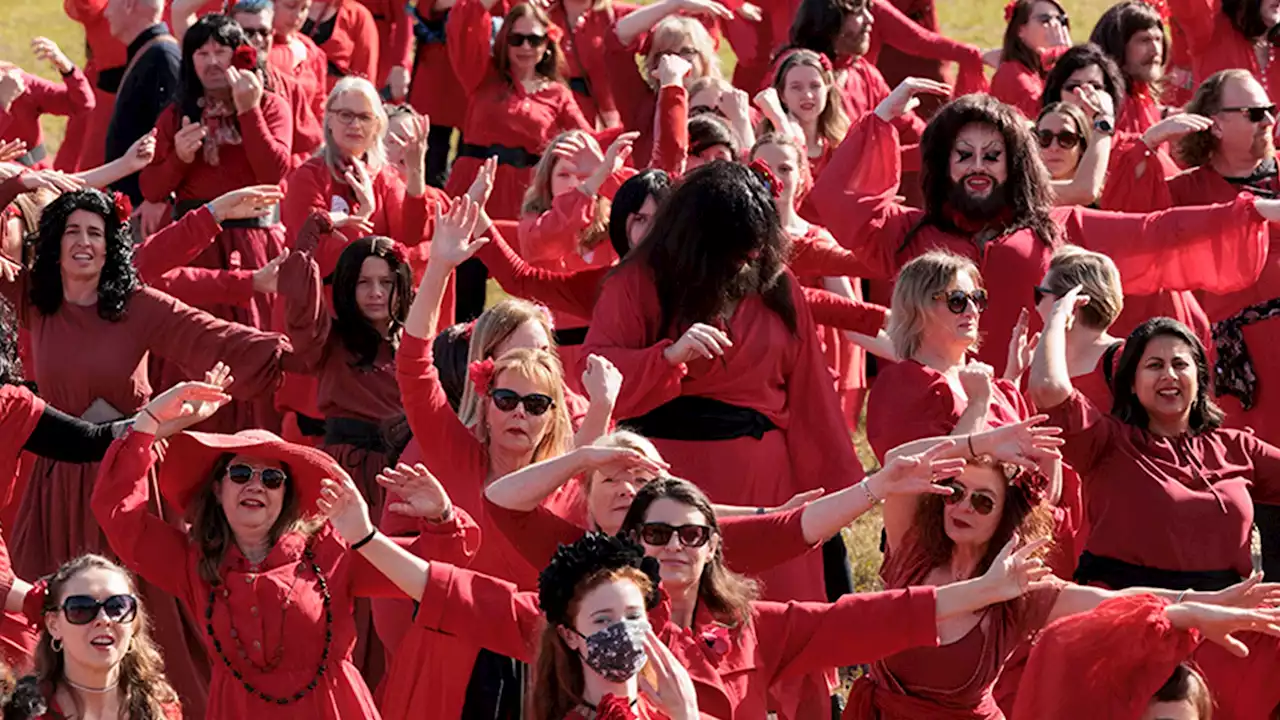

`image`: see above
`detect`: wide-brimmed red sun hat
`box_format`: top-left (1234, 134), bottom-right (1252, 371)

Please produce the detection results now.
top-left (160, 430), bottom-right (341, 516)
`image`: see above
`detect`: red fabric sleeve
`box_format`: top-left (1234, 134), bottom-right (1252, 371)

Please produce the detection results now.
top-left (0, 174), bottom-right (26, 215)
top-left (558, 85), bottom-right (594, 132)
top-left (518, 190), bottom-right (594, 266)
top-left (1166, 0), bottom-right (1216, 53)
top-left (150, 267), bottom-right (257, 307)
top-left (476, 222), bottom-right (602, 318)
top-left (90, 432), bottom-right (194, 600)
top-left (1097, 139), bottom-right (1180, 213)
top-left (757, 586), bottom-right (939, 683)
top-left (140, 105), bottom-right (187, 202)
top-left (387, 0), bottom-right (414, 73)
top-left (866, 363), bottom-right (958, 462)
top-left (788, 231), bottom-right (882, 278)
top-left (343, 3), bottom-right (380, 84)
top-left (132, 204), bottom-right (222, 283)
top-left (0, 385), bottom-right (45, 501)
top-left (651, 83), bottom-right (687, 176)
top-left (395, 333), bottom-right (491, 490)
top-left (1063, 194), bottom-right (1269, 296)
top-left (871, 0), bottom-right (981, 66)
top-left (808, 112), bottom-right (923, 280)
top-left (415, 561), bottom-right (542, 662)
top-left (799, 287), bottom-right (889, 336)
top-left (447, 0), bottom-right (496, 94)
top-left (27, 69), bottom-right (96, 119)
top-left (1042, 389), bottom-right (1119, 477)
top-left (238, 95), bottom-right (293, 184)
top-left (483, 500), bottom-right (584, 569)
top-left (602, 20), bottom-right (655, 136)
top-left (279, 232), bottom-right (330, 374)
top-left (989, 61), bottom-right (1044, 120)
top-left (1242, 433), bottom-right (1280, 505)
top-left (719, 507), bottom-right (819, 575)
top-left (1011, 595), bottom-right (1200, 720)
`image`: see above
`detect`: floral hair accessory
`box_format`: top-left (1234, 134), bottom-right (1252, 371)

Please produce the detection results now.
top-left (232, 44), bottom-right (259, 71)
top-left (747, 158), bottom-right (782, 199)
top-left (1143, 0), bottom-right (1171, 22)
top-left (1004, 0), bottom-right (1019, 22)
top-left (111, 191), bottom-right (133, 224)
top-left (545, 24), bottom-right (565, 45)
top-left (461, 319), bottom-right (478, 339)
top-left (816, 52), bottom-right (833, 72)
top-left (22, 577), bottom-right (49, 626)
top-left (469, 357), bottom-right (496, 395)
top-left (1003, 462), bottom-right (1050, 502)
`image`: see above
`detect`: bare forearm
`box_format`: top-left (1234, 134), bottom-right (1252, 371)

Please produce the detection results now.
top-left (405, 263), bottom-right (450, 339)
top-left (573, 398), bottom-right (615, 448)
top-left (1028, 310), bottom-right (1073, 408)
top-left (800, 477), bottom-right (879, 544)
top-left (74, 157), bottom-right (143, 188)
top-left (485, 450), bottom-right (588, 511)
top-left (357, 534), bottom-right (430, 601)
top-left (615, 0), bottom-right (676, 45)
top-left (934, 576), bottom-right (1008, 621)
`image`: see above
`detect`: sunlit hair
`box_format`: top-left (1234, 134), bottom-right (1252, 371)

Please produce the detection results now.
top-left (331, 236), bottom-right (413, 366)
top-left (323, 76), bottom-right (389, 178)
top-left (529, 565), bottom-right (654, 720)
top-left (494, 3), bottom-right (566, 86)
top-left (457, 298), bottom-right (558, 423)
top-left (1036, 101), bottom-right (1091, 163)
top-left (909, 94), bottom-right (1059, 250)
top-left (186, 454), bottom-right (323, 585)
top-left (1002, 0), bottom-right (1068, 75)
top-left (582, 430), bottom-right (665, 519)
top-left (30, 555), bottom-right (178, 719)
top-left (467, 347), bottom-right (574, 463)
top-left (177, 14), bottom-right (251, 122)
top-left (763, 49), bottom-right (849, 148)
top-left (1110, 317), bottom-right (1225, 433)
top-left (1222, 0), bottom-right (1275, 39)
top-left (1152, 663), bottom-right (1213, 719)
top-left (620, 477), bottom-right (758, 628)
top-left (1040, 43), bottom-right (1126, 114)
top-left (887, 250), bottom-right (983, 359)
top-left (1042, 245), bottom-right (1123, 329)
top-left (31, 189), bottom-right (139, 321)
top-left (643, 16), bottom-right (720, 87)
top-left (1178, 69), bottom-right (1254, 167)
top-left (1087, 1), bottom-right (1168, 91)
top-left (751, 132), bottom-right (814, 201)
top-left (788, 0), bottom-right (867, 61)
top-left (521, 130), bottom-right (610, 254)
top-left (607, 169), bottom-right (671, 259)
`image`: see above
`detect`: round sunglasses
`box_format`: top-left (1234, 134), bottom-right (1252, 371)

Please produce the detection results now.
top-left (938, 479), bottom-right (997, 516)
top-left (60, 594), bottom-right (139, 625)
top-left (932, 289), bottom-right (989, 315)
top-left (1036, 129), bottom-right (1081, 150)
top-left (227, 464), bottom-right (287, 490)
top-left (490, 388), bottom-right (556, 416)
top-left (638, 522), bottom-right (713, 548)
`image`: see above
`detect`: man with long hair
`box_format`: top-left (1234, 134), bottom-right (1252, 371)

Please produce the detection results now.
top-left (1088, 0), bottom-right (1167, 133)
top-left (811, 90), bottom-right (1280, 376)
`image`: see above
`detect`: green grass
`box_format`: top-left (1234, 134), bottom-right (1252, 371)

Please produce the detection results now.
top-left (0, 2), bottom-right (85, 154)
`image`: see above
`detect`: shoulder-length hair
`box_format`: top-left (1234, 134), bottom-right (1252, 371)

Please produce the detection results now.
top-left (521, 130), bottom-right (610, 253)
top-left (1178, 69), bottom-right (1252, 168)
top-left (186, 454), bottom-right (324, 585)
top-left (617, 160), bottom-right (797, 338)
top-left (1037, 101), bottom-right (1091, 154)
top-left (457, 298), bottom-right (558, 423)
top-left (466, 347), bottom-right (574, 463)
top-left (31, 189), bottom-right (139, 321)
top-left (1002, 0), bottom-right (1069, 75)
top-left (643, 16), bottom-right (720, 87)
top-left (888, 250), bottom-right (983, 360)
top-left (494, 3), bottom-right (567, 86)
top-left (177, 14), bottom-right (249, 122)
top-left (765, 49), bottom-right (849, 148)
top-left (32, 555), bottom-right (178, 720)
top-left (331, 236), bottom-right (412, 367)
top-left (1110, 317), bottom-right (1225, 433)
top-left (910, 93), bottom-right (1060, 251)
top-left (323, 76), bottom-right (389, 179)
top-left (1088, 1), bottom-right (1169, 92)
top-left (607, 169), bottom-right (671, 259)
top-left (1041, 43), bottom-right (1126, 114)
top-left (787, 0), bottom-right (864, 62)
top-left (619, 477), bottom-right (758, 628)
top-left (1222, 0), bottom-right (1275, 39)
top-left (1041, 244), bottom-right (1123, 330)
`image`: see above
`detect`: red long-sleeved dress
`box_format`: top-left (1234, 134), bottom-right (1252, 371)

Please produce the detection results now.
top-left (810, 112), bottom-right (1272, 376)
top-left (265, 66), bottom-right (324, 171)
top-left (990, 60), bottom-right (1045, 121)
top-left (305, 0), bottom-right (379, 90)
top-left (267, 33), bottom-right (328, 132)
top-left (1167, 0), bottom-right (1280, 104)
top-left (354, 0), bottom-right (412, 87)
top-left (407, 3), bottom-right (471, 132)
top-left (547, 0), bottom-right (634, 126)
top-left (0, 384), bottom-right (43, 670)
top-left (59, 0), bottom-right (126, 171)
top-left (0, 69), bottom-right (95, 168)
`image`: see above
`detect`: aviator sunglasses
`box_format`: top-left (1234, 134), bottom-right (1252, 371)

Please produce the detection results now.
top-left (932, 289), bottom-right (989, 314)
top-left (938, 479), bottom-right (997, 516)
top-left (1221, 105), bottom-right (1277, 123)
top-left (638, 522), bottom-right (714, 548)
top-left (1036, 129), bottom-right (1081, 150)
top-left (490, 388), bottom-right (556, 416)
top-left (227, 464), bottom-right (287, 490)
top-left (60, 594), bottom-right (139, 625)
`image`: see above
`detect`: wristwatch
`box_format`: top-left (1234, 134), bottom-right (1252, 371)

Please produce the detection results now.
top-left (1093, 116), bottom-right (1115, 136)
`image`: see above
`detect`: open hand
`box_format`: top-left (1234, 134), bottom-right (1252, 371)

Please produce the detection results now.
top-left (662, 323), bottom-right (732, 365)
top-left (318, 469), bottom-right (376, 543)
top-left (252, 249), bottom-right (290, 294)
top-left (378, 462), bottom-right (454, 521)
top-left (875, 78), bottom-right (951, 122)
top-left (428, 196), bottom-right (485, 267)
top-left (227, 65), bottom-right (265, 113)
top-left (871, 439), bottom-right (967, 499)
top-left (31, 37), bottom-right (74, 75)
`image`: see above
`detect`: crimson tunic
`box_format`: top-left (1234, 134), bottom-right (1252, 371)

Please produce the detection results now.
top-left (60, 0), bottom-right (127, 171)
top-left (354, 0), bottom-right (412, 87)
top-left (265, 66), bottom-right (324, 171)
top-left (444, 0), bottom-right (592, 219)
top-left (411, 559), bottom-right (942, 720)
top-left (407, 5), bottom-right (470, 131)
top-left (0, 69), bottom-right (95, 168)
top-left (810, 112), bottom-right (1272, 376)
top-left (91, 431), bottom-right (411, 720)
top-left (0, 385), bottom-right (43, 670)
top-left (307, 0), bottom-right (379, 89)
top-left (267, 33), bottom-right (328, 132)
top-left (547, 1), bottom-right (636, 125)
top-left (990, 60), bottom-right (1044, 121)
top-left (1116, 85), bottom-right (1161, 136)
top-left (1167, 0), bottom-right (1280, 104)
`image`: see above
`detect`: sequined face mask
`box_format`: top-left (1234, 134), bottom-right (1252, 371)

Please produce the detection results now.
top-left (572, 617), bottom-right (650, 682)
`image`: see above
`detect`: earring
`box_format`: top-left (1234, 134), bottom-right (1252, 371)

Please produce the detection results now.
top-left (50, 637), bottom-right (62, 652)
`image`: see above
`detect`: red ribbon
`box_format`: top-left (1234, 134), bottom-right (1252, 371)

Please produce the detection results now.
top-left (232, 44), bottom-right (259, 71)
top-left (748, 158), bottom-right (782, 199)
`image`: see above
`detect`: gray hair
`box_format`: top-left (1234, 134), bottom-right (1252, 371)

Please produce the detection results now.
top-left (322, 77), bottom-right (388, 179)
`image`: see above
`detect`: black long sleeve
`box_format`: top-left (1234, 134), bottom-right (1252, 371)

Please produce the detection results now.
top-left (21, 405), bottom-right (126, 463)
top-left (105, 24), bottom-right (180, 204)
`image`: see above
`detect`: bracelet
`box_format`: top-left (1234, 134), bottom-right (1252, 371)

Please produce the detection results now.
top-left (141, 408), bottom-right (160, 425)
top-left (428, 505), bottom-right (454, 524)
top-left (350, 529), bottom-right (378, 550)
top-left (204, 202), bottom-right (218, 223)
top-left (755, 506), bottom-right (767, 515)
top-left (860, 480), bottom-right (883, 505)
top-left (967, 434), bottom-right (977, 458)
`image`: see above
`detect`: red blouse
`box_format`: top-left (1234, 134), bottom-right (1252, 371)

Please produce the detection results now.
top-left (354, 0), bottom-right (412, 85)
top-left (989, 60), bottom-right (1044, 121)
top-left (0, 70), bottom-right (95, 165)
top-left (267, 33), bottom-right (329, 128)
top-left (265, 66), bottom-right (324, 170)
top-left (1167, 0), bottom-right (1280, 104)
top-left (546, 0), bottom-right (637, 125)
top-left (310, 0), bottom-right (379, 90)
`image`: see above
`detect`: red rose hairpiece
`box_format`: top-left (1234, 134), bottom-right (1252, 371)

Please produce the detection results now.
top-left (816, 52), bottom-right (833, 72)
top-left (232, 44), bottom-right (259, 71)
top-left (111, 191), bottom-right (133, 224)
top-left (1004, 0), bottom-right (1019, 22)
top-left (1004, 464), bottom-right (1050, 502)
top-left (748, 158), bottom-right (782, 199)
top-left (545, 24), bottom-right (565, 45)
top-left (22, 577), bottom-right (48, 627)
top-left (469, 357), bottom-right (496, 395)
top-left (1143, 0), bottom-right (1171, 22)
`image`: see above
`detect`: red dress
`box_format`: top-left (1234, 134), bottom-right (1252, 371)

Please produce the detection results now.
top-left (0, 69), bottom-right (95, 168)
top-left (547, 0), bottom-right (635, 125)
top-left (267, 33), bottom-right (328, 131)
top-left (407, 5), bottom-right (469, 132)
top-left (0, 385), bottom-right (43, 670)
top-left (91, 431), bottom-right (411, 720)
top-left (1116, 85), bottom-right (1161, 136)
top-left (265, 66), bottom-right (324, 170)
top-left (354, 0), bottom-right (412, 87)
top-left (306, 0), bottom-right (379, 89)
top-left (810, 112), bottom-right (1272, 376)
top-left (1167, 0), bottom-right (1280, 105)
top-left (444, 0), bottom-right (592, 219)
top-left (989, 60), bottom-right (1044, 121)
top-left (59, 0), bottom-right (127, 171)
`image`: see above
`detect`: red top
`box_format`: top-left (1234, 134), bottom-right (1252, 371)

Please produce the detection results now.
top-left (414, 560), bottom-right (942, 719)
top-left (1047, 389), bottom-right (1280, 577)
top-left (311, 0), bottom-right (379, 89)
top-left (546, 0), bottom-right (636, 125)
top-left (810, 112), bottom-right (1271, 375)
top-left (866, 0), bottom-right (980, 67)
top-left (265, 66), bottom-right (324, 170)
top-left (354, 0), bottom-right (412, 84)
top-left (1116, 85), bottom-right (1161, 136)
top-left (63, 0), bottom-right (127, 79)
top-left (833, 55), bottom-right (925, 172)
top-left (406, 6), bottom-right (469, 130)
top-left (267, 33), bottom-right (329, 128)
top-left (0, 384), bottom-right (44, 521)
top-left (0, 70), bottom-right (95, 163)
top-left (41, 693), bottom-right (182, 720)
top-left (1167, 0), bottom-right (1280, 104)
top-left (867, 360), bottom-right (1031, 462)
top-left (989, 60), bottom-right (1044, 121)
top-left (91, 431), bottom-right (412, 719)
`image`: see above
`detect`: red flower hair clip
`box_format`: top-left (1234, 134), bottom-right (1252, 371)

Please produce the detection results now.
top-left (700, 624), bottom-right (731, 657)
top-left (232, 44), bottom-right (259, 71)
top-left (22, 577), bottom-right (48, 627)
top-left (748, 158), bottom-right (782, 199)
top-left (816, 52), bottom-right (833, 73)
top-left (469, 357), bottom-right (496, 395)
top-left (1004, 464), bottom-right (1050, 503)
top-left (1004, 0), bottom-right (1019, 22)
top-left (111, 191), bottom-right (133, 224)
top-left (1143, 0), bottom-right (1171, 22)
top-left (545, 24), bottom-right (565, 45)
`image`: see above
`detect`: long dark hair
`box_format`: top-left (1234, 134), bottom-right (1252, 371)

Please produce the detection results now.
top-left (619, 478), bottom-right (758, 628)
top-left (617, 160), bottom-right (797, 338)
top-left (1222, 0), bottom-right (1276, 40)
top-left (0, 299), bottom-right (21, 386)
top-left (177, 14), bottom-right (249, 122)
top-left (788, 0), bottom-right (864, 61)
top-left (608, 169), bottom-right (671, 259)
top-left (1002, 0), bottom-right (1069, 75)
top-left (493, 3), bottom-right (565, 87)
top-left (1088, 1), bottom-right (1168, 91)
top-left (1040, 43), bottom-right (1126, 113)
top-left (1110, 317), bottom-right (1224, 434)
top-left (30, 190), bottom-right (139, 321)
top-left (909, 94), bottom-right (1059, 249)
top-left (331, 236), bottom-right (412, 367)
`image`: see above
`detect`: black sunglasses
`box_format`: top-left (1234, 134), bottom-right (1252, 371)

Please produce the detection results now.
top-left (638, 522), bottom-right (713, 548)
top-left (490, 388), bottom-right (556, 416)
top-left (1037, 129), bottom-right (1081, 150)
top-left (1033, 285), bottom-right (1065, 305)
top-left (61, 594), bottom-right (139, 626)
top-left (938, 479), bottom-right (997, 516)
top-left (1222, 105), bottom-right (1277, 123)
top-left (227, 464), bottom-right (287, 490)
top-left (508, 32), bottom-right (548, 48)
top-left (932, 289), bottom-right (988, 314)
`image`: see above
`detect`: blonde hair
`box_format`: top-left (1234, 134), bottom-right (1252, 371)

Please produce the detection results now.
top-left (323, 76), bottom-right (389, 179)
top-left (458, 298), bottom-right (559, 423)
top-left (643, 16), bottom-right (720, 87)
top-left (1042, 245), bottom-right (1124, 330)
top-left (583, 430), bottom-right (664, 500)
top-left (888, 250), bottom-right (983, 360)
top-left (521, 130), bottom-right (611, 253)
top-left (466, 347), bottom-right (574, 464)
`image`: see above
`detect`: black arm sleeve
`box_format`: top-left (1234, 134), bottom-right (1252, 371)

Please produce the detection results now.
top-left (21, 405), bottom-right (126, 463)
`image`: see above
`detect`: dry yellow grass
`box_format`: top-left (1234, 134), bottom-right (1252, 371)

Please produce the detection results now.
top-left (0, 1), bottom-right (85, 153)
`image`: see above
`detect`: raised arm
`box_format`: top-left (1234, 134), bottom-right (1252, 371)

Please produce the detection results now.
top-left (614, 0), bottom-right (731, 47)
top-left (446, 0), bottom-right (500, 94)
top-left (232, 77), bottom-right (293, 184)
top-left (73, 131), bottom-right (155, 189)
top-left (1051, 87), bottom-right (1116, 207)
top-left (474, 221), bottom-right (601, 319)
top-left (1028, 286), bottom-right (1085, 410)
top-left (485, 443), bottom-right (665, 512)
top-left (133, 186), bottom-right (283, 282)
top-left (279, 212), bottom-right (334, 373)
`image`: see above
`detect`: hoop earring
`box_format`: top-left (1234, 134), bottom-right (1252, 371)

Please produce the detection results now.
top-left (50, 637), bottom-right (62, 652)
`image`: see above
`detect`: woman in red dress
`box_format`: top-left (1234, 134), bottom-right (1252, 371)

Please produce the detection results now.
top-left (0, 39), bottom-right (95, 170)
top-left (6, 555), bottom-right (182, 720)
top-left (268, 0), bottom-right (329, 126)
top-left (757, 50), bottom-right (849, 188)
top-left (990, 0), bottom-right (1072, 120)
top-left (302, 0), bottom-right (379, 89)
top-left (59, 0), bottom-right (129, 171)
top-left (1167, 0), bottom-right (1280, 105)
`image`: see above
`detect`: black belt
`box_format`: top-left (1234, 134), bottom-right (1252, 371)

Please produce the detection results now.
top-left (324, 417), bottom-right (387, 452)
top-left (567, 76), bottom-right (591, 98)
top-left (1074, 551), bottom-right (1241, 592)
top-left (456, 142), bottom-right (540, 169)
top-left (96, 65), bottom-right (125, 94)
top-left (554, 326), bottom-right (588, 346)
top-left (622, 395), bottom-right (777, 442)
top-left (174, 199), bottom-right (278, 228)
top-left (14, 143), bottom-right (47, 167)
